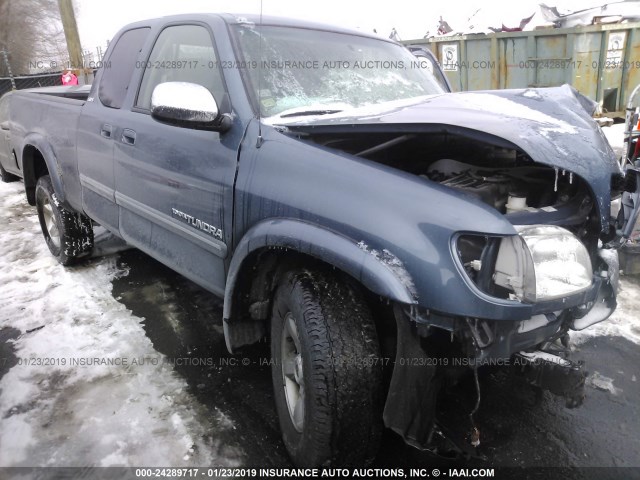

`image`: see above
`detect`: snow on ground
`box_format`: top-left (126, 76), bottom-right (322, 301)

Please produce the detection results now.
top-left (0, 181), bottom-right (243, 467)
top-left (602, 122), bottom-right (626, 153)
top-left (570, 123), bottom-right (640, 345)
top-left (571, 278), bottom-right (640, 346)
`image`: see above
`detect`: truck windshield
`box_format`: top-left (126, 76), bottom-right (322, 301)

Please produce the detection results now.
top-left (231, 25), bottom-right (445, 118)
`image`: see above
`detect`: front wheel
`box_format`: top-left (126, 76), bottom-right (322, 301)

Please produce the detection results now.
top-left (35, 175), bottom-right (94, 265)
top-left (271, 269), bottom-right (383, 467)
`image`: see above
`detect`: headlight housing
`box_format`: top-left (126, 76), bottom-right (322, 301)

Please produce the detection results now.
top-left (493, 225), bottom-right (593, 302)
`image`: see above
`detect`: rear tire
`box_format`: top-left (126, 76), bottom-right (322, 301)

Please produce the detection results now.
top-left (271, 269), bottom-right (383, 467)
top-left (35, 175), bottom-right (94, 265)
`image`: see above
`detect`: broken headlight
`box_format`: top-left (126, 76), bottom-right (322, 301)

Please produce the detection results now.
top-left (493, 225), bottom-right (592, 302)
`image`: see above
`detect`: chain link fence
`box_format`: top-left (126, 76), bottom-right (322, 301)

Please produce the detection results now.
top-left (0, 45), bottom-right (104, 97)
top-left (0, 72), bottom-right (69, 96)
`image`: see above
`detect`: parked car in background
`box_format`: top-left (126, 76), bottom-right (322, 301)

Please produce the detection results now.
top-left (407, 44), bottom-right (452, 92)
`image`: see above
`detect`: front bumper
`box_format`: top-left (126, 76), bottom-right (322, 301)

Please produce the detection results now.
top-left (445, 242), bottom-right (619, 360)
top-left (383, 249), bottom-right (618, 453)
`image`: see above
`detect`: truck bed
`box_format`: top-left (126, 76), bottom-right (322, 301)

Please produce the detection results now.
top-left (23, 84), bottom-right (91, 102)
top-left (10, 86), bottom-right (90, 207)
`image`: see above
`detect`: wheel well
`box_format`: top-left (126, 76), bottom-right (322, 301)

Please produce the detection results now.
top-left (23, 145), bottom-right (49, 206)
top-left (227, 248), bottom-right (396, 352)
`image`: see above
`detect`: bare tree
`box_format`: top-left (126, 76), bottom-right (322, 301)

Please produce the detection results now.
top-left (0, 0), bottom-right (68, 76)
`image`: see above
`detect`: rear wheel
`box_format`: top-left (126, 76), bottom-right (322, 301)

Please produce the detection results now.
top-left (271, 269), bottom-right (383, 467)
top-left (35, 175), bottom-right (93, 265)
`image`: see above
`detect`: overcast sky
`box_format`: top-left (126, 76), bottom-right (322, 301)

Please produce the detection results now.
top-left (76, 0), bottom-right (609, 54)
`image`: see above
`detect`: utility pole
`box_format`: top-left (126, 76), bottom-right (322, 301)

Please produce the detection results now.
top-left (57, 0), bottom-right (83, 70)
top-left (0, 0), bottom-right (15, 89)
top-left (0, 49), bottom-right (16, 90)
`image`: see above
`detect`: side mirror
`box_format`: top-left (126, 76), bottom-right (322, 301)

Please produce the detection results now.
top-left (150, 82), bottom-right (232, 132)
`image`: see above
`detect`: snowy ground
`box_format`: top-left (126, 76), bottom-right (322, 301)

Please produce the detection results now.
top-left (0, 181), bottom-right (242, 468)
top-left (601, 122), bottom-right (625, 154)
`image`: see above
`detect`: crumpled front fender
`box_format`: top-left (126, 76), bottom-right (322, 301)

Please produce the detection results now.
top-left (223, 218), bottom-right (418, 352)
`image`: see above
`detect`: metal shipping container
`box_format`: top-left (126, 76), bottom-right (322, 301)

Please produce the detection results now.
top-left (407, 22), bottom-right (640, 115)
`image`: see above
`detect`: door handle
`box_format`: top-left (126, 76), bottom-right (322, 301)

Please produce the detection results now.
top-left (121, 129), bottom-right (136, 146)
top-left (100, 124), bottom-right (112, 138)
top-left (0, 122), bottom-right (9, 131)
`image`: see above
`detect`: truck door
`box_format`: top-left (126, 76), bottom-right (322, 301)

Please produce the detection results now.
top-left (77, 27), bottom-right (151, 232)
top-left (114, 24), bottom-right (236, 296)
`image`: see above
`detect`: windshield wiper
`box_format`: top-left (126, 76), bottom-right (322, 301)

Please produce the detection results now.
top-left (279, 109), bottom-right (343, 118)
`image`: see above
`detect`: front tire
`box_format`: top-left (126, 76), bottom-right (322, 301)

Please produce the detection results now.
top-left (271, 269), bottom-right (383, 467)
top-left (35, 175), bottom-right (94, 265)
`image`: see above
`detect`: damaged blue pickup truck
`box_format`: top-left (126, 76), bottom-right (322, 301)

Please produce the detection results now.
top-left (1, 13), bottom-right (639, 467)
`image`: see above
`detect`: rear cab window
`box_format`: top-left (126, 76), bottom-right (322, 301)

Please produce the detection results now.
top-left (99, 27), bottom-right (151, 109)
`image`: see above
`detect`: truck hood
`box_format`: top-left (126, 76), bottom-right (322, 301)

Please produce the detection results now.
top-left (275, 84), bottom-right (621, 230)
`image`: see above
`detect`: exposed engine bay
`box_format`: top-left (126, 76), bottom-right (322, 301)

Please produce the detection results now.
top-left (301, 131), bottom-right (605, 241)
top-left (425, 158), bottom-right (590, 219)
top-left (296, 130), bottom-right (622, 307)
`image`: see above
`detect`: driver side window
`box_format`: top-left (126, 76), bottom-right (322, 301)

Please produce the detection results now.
top-left (136, 25), bottom-right (224, 110)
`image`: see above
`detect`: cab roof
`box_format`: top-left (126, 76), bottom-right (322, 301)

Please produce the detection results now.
top-left (119, 13), bottom-right (393, 44)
